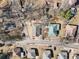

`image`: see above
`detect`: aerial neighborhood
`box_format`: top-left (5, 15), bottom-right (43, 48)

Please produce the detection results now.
top-left (0, 0), bottom-right (79, 59)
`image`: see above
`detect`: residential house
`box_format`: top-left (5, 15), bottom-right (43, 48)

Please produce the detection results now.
top-left (31, 19), bottom-right (61, 40)
top-left (65, 24), bottom-right (78, 41)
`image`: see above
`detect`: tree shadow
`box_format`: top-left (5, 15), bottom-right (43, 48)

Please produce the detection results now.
top-left (75, 0), bottom-right (79, 6)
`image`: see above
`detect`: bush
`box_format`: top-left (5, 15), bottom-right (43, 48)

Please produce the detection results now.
top-left (64, 9), bottom-right (73, 20)
top-left (60, 9), bottom-right (73, 20)
top-left (7, 35), bottom-right (22, 40)
top-left (0, 34), bottom-right (22, 41)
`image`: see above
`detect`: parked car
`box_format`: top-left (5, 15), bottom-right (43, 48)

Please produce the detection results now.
top-left (27, 48), bottom-right (39, 59)
top-left (42, 49), bottom-right (54, 59)
top-left (57, 50), bottom-right (69, 59)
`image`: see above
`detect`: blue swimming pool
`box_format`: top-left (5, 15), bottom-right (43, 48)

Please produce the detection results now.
top-left (48, 24), bottom-right (60, 37)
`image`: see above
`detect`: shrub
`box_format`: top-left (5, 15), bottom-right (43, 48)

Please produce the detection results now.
top-left (60, 9), bottom-right (73, 20)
